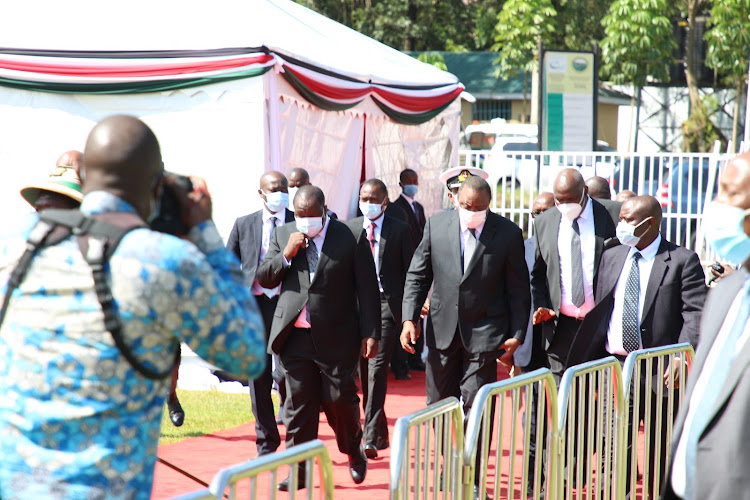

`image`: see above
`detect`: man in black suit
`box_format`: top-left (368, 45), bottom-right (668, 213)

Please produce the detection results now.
top-left (349, 179), bottom-right (414, 459)
top-left (531, 168), bottom-right (617, 382)
top-left (567, 195), bottom-right (706, 496)
top-left (257, 185), bottom-right (381, 489)
top-left (392, 168), bottom-right (427, 372)
top-left (226, 170), bottom-right (293, 456)
top-left (401, 176), bottom-right (530, 416)
top-left (586, 175), bottom-right (622, 225)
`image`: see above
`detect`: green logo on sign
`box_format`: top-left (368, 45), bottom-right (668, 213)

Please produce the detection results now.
top-left (572, 57), bottom-right (588, 71)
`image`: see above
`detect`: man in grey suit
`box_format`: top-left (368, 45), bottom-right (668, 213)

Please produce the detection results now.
top-left (400, 176), bottom-right (530, 417)
top-left (567, 195), bottom-right (706, 497)
top-left (662, 151), bottom-right (750, 499)
top-left (257, 185), bottom-right (380, 489)
top-left (226, 171), bottom-right (293, 456)
top-left (531, 168), bottom-right (617, 383)
top-left (349, 179), bottom-right (414, 459)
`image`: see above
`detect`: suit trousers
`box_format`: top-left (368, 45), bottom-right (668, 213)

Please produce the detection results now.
top-left (425, 330), bottom-right (497, 417)
top-left (280, 327), bottom-right (363, 456)
top-left (359, 294), bottom-right (396, 449)
top-left (249, 294), bottom-right (282, 455)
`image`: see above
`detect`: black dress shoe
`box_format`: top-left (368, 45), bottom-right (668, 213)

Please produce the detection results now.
top-left (168, 398), bottom-right (185, 427)
top-left (277, 473), bottom-right (306, 491)
top-left (348, 446), bottom-right (368, 484)
top-left (409, 360), bottom-right (426, 371)
top-left (364, 443), bottom-right (378, 459)
top-left (394, 372), bottom-right (411, 381)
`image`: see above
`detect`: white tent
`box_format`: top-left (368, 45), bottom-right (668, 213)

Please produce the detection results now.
top-left (0, 0), bottom-right (462, 238)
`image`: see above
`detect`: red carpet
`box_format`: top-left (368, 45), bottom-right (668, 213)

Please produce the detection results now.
top-left (153, 369), bottom-right (436, 499)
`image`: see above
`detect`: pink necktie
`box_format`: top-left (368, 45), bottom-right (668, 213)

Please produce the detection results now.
top-left (367, 223), bottom-right (377, 260)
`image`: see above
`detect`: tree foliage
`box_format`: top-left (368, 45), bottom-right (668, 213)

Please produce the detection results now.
top-left (492, 0), bottom-right (557, 78)
top-left (600, 0), bottom-right (677, 89)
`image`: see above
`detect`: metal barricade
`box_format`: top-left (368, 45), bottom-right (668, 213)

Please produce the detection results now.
top-left (170, 439), bottom-right (334, 500)
top-left (390, 397), bottom-right (465, 500)
top-left (622, 343), bottom-right (695, 500)
top-left (464, 368), bottom-right (559, 500)
top-left (557, 357), bottom-right (626, 500)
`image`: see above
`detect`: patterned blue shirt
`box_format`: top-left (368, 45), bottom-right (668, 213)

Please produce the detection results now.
top-left (0, 191), bottom-right (266, 499)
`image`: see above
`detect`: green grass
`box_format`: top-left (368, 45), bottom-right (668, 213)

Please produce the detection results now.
top-left (159, 389), bottom-right (280, 445)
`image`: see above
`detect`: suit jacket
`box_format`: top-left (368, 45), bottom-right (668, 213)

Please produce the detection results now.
top-left (393, 194), bottom-right (426, 248)
top-left (567, 238), bottom-right (706, 370)
top-left (595, 197), bottom-right (623, 225)
top-left (402, 210), bottom-right (530, 353)
top-left (256, 218), bottom-right (381, 360)
top-left (662, 267), bottom-right (750, 499)
top-left (347, 215), bottom-right (414, 325)
top-left (531, 198), bottom-right (617, 315)
top-left (226, 208), bottom-right (295, 285)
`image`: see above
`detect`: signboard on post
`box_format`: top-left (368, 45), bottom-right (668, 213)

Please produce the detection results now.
top-left (541, 50), bottom-right (596, 151)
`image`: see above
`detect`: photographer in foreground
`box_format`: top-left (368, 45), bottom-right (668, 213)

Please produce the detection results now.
top-left (0, 115), bottom-right (266, 499)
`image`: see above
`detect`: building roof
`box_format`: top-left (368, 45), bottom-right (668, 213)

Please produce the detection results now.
top-left (409, 51), bottom-right (631, 105)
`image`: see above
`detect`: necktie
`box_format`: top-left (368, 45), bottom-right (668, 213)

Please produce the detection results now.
top-left (305, 239), bottom-right (319, 323)
top-left (570, 218), bottom-right (585, 307)
top-left (367, 223), bottom-right (377, 260)
top-left (463, 228), bottom-right (476, 274)
top-left (684, 281), bottom-right (750, 497)
top-left (622, 251), bottom-right (642, 352)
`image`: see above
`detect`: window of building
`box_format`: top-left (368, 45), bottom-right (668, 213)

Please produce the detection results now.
top-left (472, 100), bottom-right (511, 122)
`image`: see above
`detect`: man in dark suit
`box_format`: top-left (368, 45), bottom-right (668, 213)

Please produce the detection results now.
top-left (586, 175), bottom-right (622, 225)
top-left (567, 195), bottom-right (706, 496)
top-left (348, 179), bottom-right (414, 459)
top-left (257, 185), bottom-right (381, 489)
top-left (531, 168), bottom-right (618, 382)
top-left (662, 151), bottom-right (750, 500)
top-left (287, 167), bottom-right (338, 219)
top-left (401, 176), bottom-right (530, 417)
top-left (392, 168), bottom-right (427, 372)
top-left (226, 171), bottom-right (293, 456)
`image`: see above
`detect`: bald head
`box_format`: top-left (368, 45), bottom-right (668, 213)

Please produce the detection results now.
top-left (718, 152), bottom-right (750, 237)
top-left (259, 171), bottom-right (288, 192)
top-left (294, 184), bottom-right (326, 217)
top-left (288, 168), bottom-right (311, 188)
top-left (619, 195), bottom-right (662, 249)
top-left (56, 150), bottom-right (83, 175)
top-left (553, 168), bottom-right (586, 204)
top-left (615, 190), bottom-right (636, 202)
top-left (83, 115), bottom-right (162, 219)
top-left (532, 192), bottom-right (555, 217)
top-left (585, 176), bottom-right (611, 200)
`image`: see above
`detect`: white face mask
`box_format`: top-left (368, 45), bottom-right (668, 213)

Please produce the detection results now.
top-left (616, 218), bottom-right (651, 247)
top-left (556, 190), bottom-right (585, 221)
top-left (459, 208), bottom-right (487, 229)
top-left (296, 216), bottom-right (324, 238)
top-left (288, 187), bottom-right (299, 204)
top-left (262, 191), bottom-right (289, 214)
top-left (359, 201), bottom-right (384, 221)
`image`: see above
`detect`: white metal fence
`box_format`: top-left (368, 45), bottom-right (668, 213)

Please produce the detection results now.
top-left (458, 147), bottom-right (731, 259)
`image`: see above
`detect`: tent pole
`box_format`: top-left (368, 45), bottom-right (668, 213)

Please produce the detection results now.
top-left (265, 71), bottom-right (282, 172)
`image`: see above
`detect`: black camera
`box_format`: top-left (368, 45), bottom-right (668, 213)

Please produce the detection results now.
top-left (150, 172), bottom-right (193, 236)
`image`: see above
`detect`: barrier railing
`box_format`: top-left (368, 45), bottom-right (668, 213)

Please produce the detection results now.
top-left (557, 357), bottom-right (626, 500)
top-left (390, 397), bottom-right (465, 500)
top-left (170, 439), bottom-right (334, 500)
top-left (464, 368), bottom-right (559, 500)
top-left (622, 343), bottom-right (695, 500)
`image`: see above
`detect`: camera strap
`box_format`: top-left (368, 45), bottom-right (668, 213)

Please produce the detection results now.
top-left (0, 209), bottom-right (179, 380)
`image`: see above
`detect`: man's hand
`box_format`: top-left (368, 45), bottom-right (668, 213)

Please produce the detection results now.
top-left (663, 358), bottom-right (683, 389)
top-left (362, 338), bottom-right (380, 359)
top-left (420, 299), bottom-right (430, 319)
top-left (283, 232), bottom-right (307, 261)
top-left (532, 307), bottom-right (556, 325)
top-left (497, 338), bottom-right (521, 366)
top-left (171, 175), bottom-right (212, 230)
top-left (400, 320), bottom-right (420, 354)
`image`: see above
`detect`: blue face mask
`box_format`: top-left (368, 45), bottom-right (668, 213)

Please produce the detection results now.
top-left (359, 201), bottom-right (384, 221)
top-left (402, 184), bottom-right (418, 198)
top-left (704, 201), bottom-right (750, 265)
top-left (263, 191), bottom-right (289, 213)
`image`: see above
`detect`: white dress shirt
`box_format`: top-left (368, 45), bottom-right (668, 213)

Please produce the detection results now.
top-left (251, 207), bottom-right (285, 297)
top-left (280, 215), bottom-right (330, 329)
top-left (459, 217), bottom-right (485, 254)
top-left (363, 214), bottom-right (384, 292)
top-left (402, 193), bottom-right (418, 215)
top-left (558, 196), bottom-right (596, 318)
top-left (671, 277), bottom-right (750, 497)
top-left (605, 234), bottom-right (661, 355)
